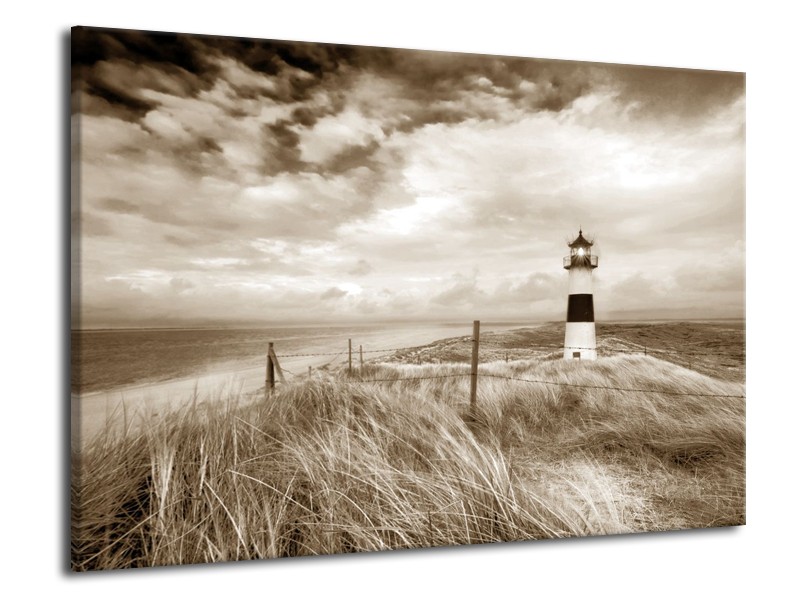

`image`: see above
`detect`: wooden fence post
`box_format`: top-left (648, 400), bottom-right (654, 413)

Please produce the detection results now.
top-left (269, 345), bottom-right (285, 384)
top-left (266, 342), bottom-right (275, 394)
top-left (470, 320), bottom-right (480, 410)
top-left (348, 338), bottom-right (352, 375)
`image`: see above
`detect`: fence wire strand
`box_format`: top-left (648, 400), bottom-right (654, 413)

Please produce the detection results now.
top-left (266, 334), bottom-right (744, 399)
top-left (276, 344), bottom-right (743, 360)
top-left (347, 374), bottom-right (468, 384)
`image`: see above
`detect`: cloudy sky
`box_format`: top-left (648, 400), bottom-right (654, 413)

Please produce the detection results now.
top-left (71, 27), bottom-right (744, 328)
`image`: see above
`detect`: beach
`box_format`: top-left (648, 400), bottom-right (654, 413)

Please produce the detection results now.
top-left (71, 321), bottom-right (533, 446)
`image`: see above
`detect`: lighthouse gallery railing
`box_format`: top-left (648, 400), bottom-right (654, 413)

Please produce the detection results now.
top-left (563, 255), bottom-right (599, 268)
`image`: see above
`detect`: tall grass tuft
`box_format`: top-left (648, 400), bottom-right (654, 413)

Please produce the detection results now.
top-left (72, 355), bottom-right (744, 570)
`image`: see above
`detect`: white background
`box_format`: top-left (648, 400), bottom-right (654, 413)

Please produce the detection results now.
top-left (2, 1), bottom-right (796, 597)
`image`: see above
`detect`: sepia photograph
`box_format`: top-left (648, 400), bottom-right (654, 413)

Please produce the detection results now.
top-left (70, 25), bottom-right (745, 571)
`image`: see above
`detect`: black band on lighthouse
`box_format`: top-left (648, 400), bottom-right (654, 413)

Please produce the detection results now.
top-left (567, 294), bottom-right (594, 322)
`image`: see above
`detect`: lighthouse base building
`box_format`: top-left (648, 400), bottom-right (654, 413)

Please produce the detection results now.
top-left (563, 230), bottom-right (598, 360)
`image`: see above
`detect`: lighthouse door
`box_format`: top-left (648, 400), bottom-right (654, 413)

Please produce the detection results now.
top-left (572, 351), bottom-right (581, 359)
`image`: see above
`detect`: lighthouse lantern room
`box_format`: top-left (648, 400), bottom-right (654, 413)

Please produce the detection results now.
top-left (563, 229), bottom-right (598, 360)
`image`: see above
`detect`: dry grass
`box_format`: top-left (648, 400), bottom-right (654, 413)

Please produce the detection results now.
top-left (71, 354), bottom-right (744, 570)
top-left (384, 321), bottom-right (745, 382)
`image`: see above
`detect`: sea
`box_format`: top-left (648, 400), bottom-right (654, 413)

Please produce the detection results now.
top-left (71, 321), bottom-right (532, 396)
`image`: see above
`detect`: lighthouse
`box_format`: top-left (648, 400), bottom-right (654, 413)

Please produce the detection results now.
top-left (563, 229), bottom-right (598, 360)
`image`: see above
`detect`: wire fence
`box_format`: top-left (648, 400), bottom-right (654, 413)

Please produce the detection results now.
top-left (264, 323), bottom-right (745, 401)
top-left (274, 343), bottom-right (744, 361)
top-left (274, 346), bottom-right (421, 358)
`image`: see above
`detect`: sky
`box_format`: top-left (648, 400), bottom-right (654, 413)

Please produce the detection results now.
top-left (71, 27), bottom-right (745, 328)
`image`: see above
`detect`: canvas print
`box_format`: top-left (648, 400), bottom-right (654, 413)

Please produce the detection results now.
top-left (70, 26), bottom-right (745, 571)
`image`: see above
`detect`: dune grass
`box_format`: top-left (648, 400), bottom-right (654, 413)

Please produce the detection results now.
top-left (71, 355), bottom-right (744, 570)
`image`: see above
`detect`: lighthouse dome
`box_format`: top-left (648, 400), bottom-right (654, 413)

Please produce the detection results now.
top-left (568, 229), bottom-right (593, 248)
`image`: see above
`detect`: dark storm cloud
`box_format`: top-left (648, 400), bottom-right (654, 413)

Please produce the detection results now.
top-left (73, 27), bottom-right (744, 141)
top-left (72, 28), bottom-right (209, 74)
top-left (72, 28), bottom-right (212, 119)
top-left (290, 106), bottom-right (320, 127)
top-left (72, 27), bottom-right (597, 133)
top-left (72, 27), bottom-right (353, 117)
top-left (71, 76), bottom-right (157, 121)
top-left (262, 120), bottom-right (305, 175)
top-left (91, 59), bottom-right (202, 102)
top-left (356, 51), bottom-right (598, 132)
top-left (361, 50), bottom-right (589, 107)
top-left (207, 34), bottom-right (356, 79)
top-left (604, 63), bottom-right (745, 121)
top-left (324, 140), bottom-right (383, 174)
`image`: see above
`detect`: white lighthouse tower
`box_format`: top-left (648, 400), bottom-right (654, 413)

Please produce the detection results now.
top-left (563, 229), bottom-right (598, 360)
